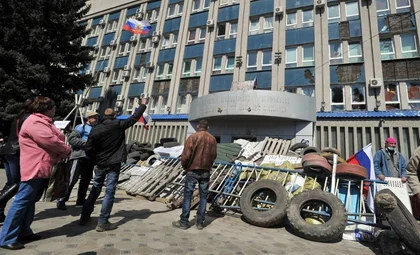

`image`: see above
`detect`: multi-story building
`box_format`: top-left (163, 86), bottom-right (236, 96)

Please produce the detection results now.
top-left (80, 0), bottom-right (420, 159)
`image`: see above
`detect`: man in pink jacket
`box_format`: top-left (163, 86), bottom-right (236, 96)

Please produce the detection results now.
top-left (0, 96), bottom-right (70, 250)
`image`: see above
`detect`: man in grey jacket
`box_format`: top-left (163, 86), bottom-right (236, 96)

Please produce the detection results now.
top-left (407, 146), bottom-right (420, 202)
top-left (56, 112), bottom-right (99, 210)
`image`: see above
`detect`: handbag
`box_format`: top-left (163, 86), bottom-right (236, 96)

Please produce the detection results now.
top-left (44, 160), bottom-right (71, 202)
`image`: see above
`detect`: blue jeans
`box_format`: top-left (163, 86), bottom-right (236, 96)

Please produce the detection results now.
top-left (3, 154), bottom-right (21, 186)
top-left (180, 170), bottom-right (210, 225)
top-left (0, 178), bottom-right (48, 245)
top-left (81, 164), bottom-right (120, 224)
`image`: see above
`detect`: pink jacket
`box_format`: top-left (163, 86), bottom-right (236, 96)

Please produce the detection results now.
top-left (19, 113), bottom-right (71, 181)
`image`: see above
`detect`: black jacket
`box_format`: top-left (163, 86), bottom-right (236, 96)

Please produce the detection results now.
top-left (0, 113), bottom-right (31, 156)
top-left (85, 105), bottom-right (147, 166)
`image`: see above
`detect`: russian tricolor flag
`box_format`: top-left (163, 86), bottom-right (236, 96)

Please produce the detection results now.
top-left (347, 143), bottom-right (375, 212)
top-left (123, 18), bottom-right (152, 35)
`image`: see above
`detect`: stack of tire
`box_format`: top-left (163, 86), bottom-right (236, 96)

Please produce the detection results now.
top-left (239, 179), bottom-right (347, 242)
top-left (239, 145), bottom-right (369, 242)
top-left (125, 140), bottom-right (160, 166)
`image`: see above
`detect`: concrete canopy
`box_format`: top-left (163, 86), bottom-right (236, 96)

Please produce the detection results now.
top-left (188, 90), bottom-right (317, 122)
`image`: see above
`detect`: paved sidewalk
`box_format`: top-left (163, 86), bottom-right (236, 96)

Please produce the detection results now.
top-left (0, 170), bottom-right (379, 255)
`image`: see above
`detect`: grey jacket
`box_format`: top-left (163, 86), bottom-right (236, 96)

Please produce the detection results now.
top-left (68, 129), bottom-right (87, 160)
top-left (406, 146), bottom-right (420, 195)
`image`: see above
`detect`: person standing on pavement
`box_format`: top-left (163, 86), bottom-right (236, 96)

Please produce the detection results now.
top-left (0, 98), bottom-right (33, 223)
top-left (373, 137), bottom-right (407, 182)
top-left (0, 96), bottom-right (71, 250)
top-left (80, 98), bottom-right (148, 232)
top-left (172, 119), bottom-right (217, 230)
top-left (406, 146), bottom-right (420, 202)
top-left (56, 112), bottom-right (99, 210)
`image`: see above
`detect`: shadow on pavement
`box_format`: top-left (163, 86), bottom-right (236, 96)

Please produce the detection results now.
top-left (36, 208), bottom-right (172, 239)
top-left (34, 197), bottom-right (128, 221)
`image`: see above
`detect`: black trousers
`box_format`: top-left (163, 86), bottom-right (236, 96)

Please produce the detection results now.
top-left (60, 157), bottom-right (94, 204)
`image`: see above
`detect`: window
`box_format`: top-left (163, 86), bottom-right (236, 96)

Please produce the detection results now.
top-left (153, 9), bottom-right (159, 22)
top-left (328, 5), bottom-right (340, 22)
top-left (385, 83), bottom-right (400, 109)
top-left (162, 35), bottom-right (169, 49)
top-left (400, 34), bottom-right (418, 58)
top-left (249, 19), bottom-right (259, 35)
top-left (229, 23), bottom-right (237, 38)
top-left (407, 82), bottom-right (420, 110)
top-left (380, 39), bottom-right (395, 60)
top-left (226, 56), bottom-right (235, 72)
top-left (148, 39), bottom-right (153, 50)
top-left (139, 39), bottom-right (146, 52)
top-left (119, 43), bottom-right (131, 55)
top-left (199, 28), bottom-right (206, 42)
top-left (302, 10), bottom-right (313, 27)
top-left (395, 0), bottom-right (410, 10)
top-left (351, 85), bottom-right (366, 110)
top-left (302, 45), bottom-right (314, 66)
top-left (217, 24), bottom-right (226, 40)
top-left (168, 64), bottom-right (173, 78)
top-left (172, 33), bottom-right (178, 47)
top-left (348, 42), bottom-right (363, 62)
top-left (247, 52), bottom-right (257, 71)
top-left (168, 4), bottom-right (176, 17)
top-left (329, 42), bottom-right (342, 63)
top-left (156, 64), bottom-right (165, 79)
top-left (331, 86), bottom-right (345, 111)
top-left (345, 2), bottom-right (359, 19)
top-left (213, 56), bottom-right (222, 74)
top-left (195, 59), bottom-right (202, 75)
top-left (133, 67), bottom-right (147, 82)
top-left (188, 29), bottom-right (197, 44)
top-left (262, 50), bottom-right (272, 69)
top-left (178, 4), bottom-right (183, 15)
top-left (286, 13), bottom-right (297, 29)
top-left (193, 0), bottom-right (200, 11)
top-left (263, 16), bottom-right (274, 33)
top-left (376, 0), bottom-right (389, 12)
top-left (302, 87), bottom-right (315, 97)
top-left (183, 60), bottom-right (192, 77)
top-left (286, 48), bottom-right (297, 68)
top-left (112, 70), bottom-right (119, 83)
top-left (203, 0), bottom-right (210, 9)
top-left (106, 20), bottom-right (118, 32)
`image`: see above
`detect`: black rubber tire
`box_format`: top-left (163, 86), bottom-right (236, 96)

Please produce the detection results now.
top-left (126, 140), bottom-right (138, 153)
top-left (160, 137), bottom-right (177, 145)
top-left (287, 189), bottom-right (347, 242)
top-left (239, 180), bottom-right (289, 227)
top-left (302, 147), bottom-right (320, 156)
top-left (289, 143), bottom-right (309, 152)
top-left (375, 189), bottom-right (420, 253)
top-left (139, 152), bottom-right (150, 161)
top-left (320, 147), bottom-right (341, 157)
top-left (125, 158), bottom-right (138, 164)
top-left (163, 141), bottom-right (181, 148)
top-left (127, 151), bottom-right (142, 159)
top-left (146, 154), bottom-right (161, 166)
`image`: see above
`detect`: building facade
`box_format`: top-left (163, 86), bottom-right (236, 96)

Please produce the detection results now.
top-left (80, 0), bottom-right (420, 159)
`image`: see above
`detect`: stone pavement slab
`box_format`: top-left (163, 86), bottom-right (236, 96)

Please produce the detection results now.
top-left (0, 169), bottom-right (379, 255)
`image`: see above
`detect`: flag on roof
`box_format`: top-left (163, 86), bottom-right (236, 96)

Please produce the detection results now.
top-left (123, 18), bottom-right (152, 34)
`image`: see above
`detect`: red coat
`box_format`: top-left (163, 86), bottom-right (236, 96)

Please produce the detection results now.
top-left (19, 113), bottom-right (71, 181)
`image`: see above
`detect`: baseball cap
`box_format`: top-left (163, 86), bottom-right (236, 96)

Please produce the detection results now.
top-left (385, 137), bottom-right (397, 143)
top-left (86, 112), bottom-right (99, 118)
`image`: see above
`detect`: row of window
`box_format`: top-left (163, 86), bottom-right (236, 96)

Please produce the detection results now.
top-left (285, 81), bottom-right (420, 111)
